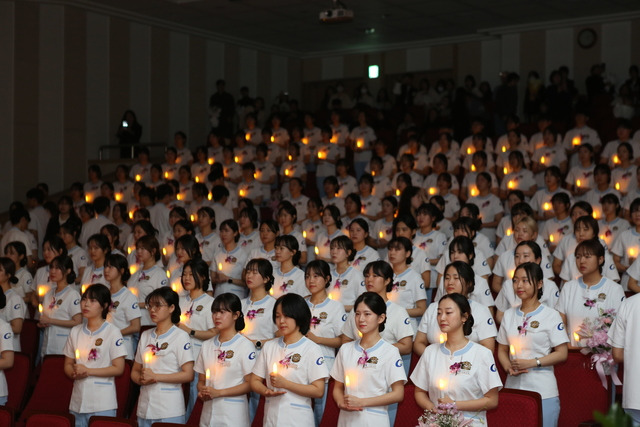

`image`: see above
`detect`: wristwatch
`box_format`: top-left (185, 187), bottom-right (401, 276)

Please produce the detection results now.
top-left (255, 341), bottom-right (262, 350)
top-left (227, 279), bottom-right (233, 284)
top-left (190, 329), bottom-right (196, 337)
top-left (535, 357), bottom-right (541, 368)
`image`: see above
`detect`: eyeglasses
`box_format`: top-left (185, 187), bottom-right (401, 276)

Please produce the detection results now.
top-left (147, 303), bottom-right (168, 310)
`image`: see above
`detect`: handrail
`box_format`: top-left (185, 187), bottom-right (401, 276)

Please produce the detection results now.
top-left (98, 142), bottom-right (168, 160)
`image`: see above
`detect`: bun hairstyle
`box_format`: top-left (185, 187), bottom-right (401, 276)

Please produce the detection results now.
top-left (363, 260), bottom-right (394, 293)
top-left (211, 293), bottom-right (245, 332)
top-left (330, 236), bottom-right (355, 262)
top-left (305, 260), bottom-right (332, 288)
top-left (275, 235), bottom-right (301, 266)
top-left (0, 257), bottom-right (19, 285)
top-left (323, 205), bottom-right (343, 229)
top-left (82, 284), bottom-right (112, 319)
top-left (50, 255), bottom-right (76, 284)
top-left (104, 253), bottom-right (131, 283)
top-left (514, 262), bottom-right (545, 300)
top-left (387, 236), bottom-right (413, 265)
top-left (146, 287), bottom-right (181, 324)
top-left (183, 258), bottom-right (211, 292)
top-left (445, 261), bottom-right (475, 296)
top-left (354, 292), bottom-right (387, 332)
top-left (273, 293), bottom-right (312, 335)
top-left (439, 293), bottom-right (474, 336)
top-left (245, 258), bottom-right (275, 292)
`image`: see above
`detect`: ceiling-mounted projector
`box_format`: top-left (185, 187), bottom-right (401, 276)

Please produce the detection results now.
top-left (319, 0), bottom-right (353, 23)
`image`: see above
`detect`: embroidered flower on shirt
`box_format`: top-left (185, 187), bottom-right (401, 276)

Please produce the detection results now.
top-left (357, 349), bottom-right (369, 368)
top-left (311, 316), bottom-right (321, 328)
top-left (279, 281), bottom-right (291, 293)
top-left (518, 316), bottom-right (532, 336)
top-left (584, 298), bottom-right (597, 309)
top-left (247, 309), bottom-right (257, 320)
top-left (224, 256), bottom-right (237, 264)
top-left (88, 348), bottom-right (99, 361)
top-left (217, 350), bottom-right (227, 363)
top-left (418, 242), bottom-right (427, 250)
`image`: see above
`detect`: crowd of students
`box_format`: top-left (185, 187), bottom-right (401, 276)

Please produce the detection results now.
top-left (2, 92), bottom-right (640, 427)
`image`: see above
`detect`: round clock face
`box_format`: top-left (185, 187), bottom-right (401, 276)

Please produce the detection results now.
top-left (578, 28), bottom-right (597, 49)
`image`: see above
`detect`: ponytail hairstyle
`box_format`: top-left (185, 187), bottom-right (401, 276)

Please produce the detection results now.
top-left (305, 260), bottom-right (332, 288)
top-left (146, 287), bottom-right (181, 324)
top-left (211, 293), bottom-right (245, 332)
top-left (387, 236), bottom-right (413, 265)
top-left (245, 258), bottom-right (274, 292)
top-left (0, 257), bottom-right (19, 285)
top-left (50, 255), bottom-right (76, 284)
top-left (354, 292), bottom-right (387, 332)
top-left (104, 253), bottom-right (131, 284)
top-left (514, 262), bottom-right (544, 300)
top-left (439, 293), bottom-right (474, 336)
top-left (275, 235), bottom-right (301, 266)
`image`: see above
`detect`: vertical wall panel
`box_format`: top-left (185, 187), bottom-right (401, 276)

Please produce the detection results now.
top-left (457, 42), bottom-right (481, 85)
top-left (501, 34), bottom-right (520, 74)
top-left (169, 32), bottom-right (189, 140)
top-left (238, 47), bottom-right (258, 93)
top-left (0, 1), bottom-right (15, 204)
top-left (86, 12), bottom-right (110, 159)
top-left (430, 45), bottom-right (454, 70)
top-left (344, 53), bottom-right (365, 78)
top-left (256, 51), bottom-right (271, 104)
top-left (109, 18), bottom-right (130, 149)
top-left (205, 40), bottom-right (225, 106)
top-left (383, 50), bottom-right (405, 75)
top-left (270, 54), bottom-right (289, 102)
top-left (601, 22), bottom-right (631, 87)
top-left (573, 25), bottom-right (601, 95)
top-left (38, 4), bottom-right (65, 190)
top-left (130, 23), bottom-right (151, 141)
top-left (481, 39), bottom-right (501, 85)
top-left (633, 19), bottom-right (640, 68)
top-left (189, 37), bottom-right (207, 144)
top-left (322, 56), bottom-right (344, 80)
top-left (406, 47), bottom-right (431, 72)
top-left (150, 28), bottom-right (170, 142)
top-left (224, 45), bottom-right (239, 97)
top-left (545, 28), bottom-right (573, 81)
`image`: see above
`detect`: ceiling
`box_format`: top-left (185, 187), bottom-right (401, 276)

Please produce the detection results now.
top-left (77, 0), bottom-right (640, 56)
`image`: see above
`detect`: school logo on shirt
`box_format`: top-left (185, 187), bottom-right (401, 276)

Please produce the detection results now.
top-left (217, 350), bottom-right (234, 365)
top-left (116, 338), bottom-right (123, 346)
top-left (95, 338), bottom-right (103, 347)
top-left (3, 333), bottom-right (11, 340)
top-left (316, 357), bottom-right (324, 365)
top-left (531, 321), bottom-right (540, 329)
top-left (450, 361), bottom-right (472, 375)
top-left (196, 305), bottom-right (204, 312)
top-left (111, 301), bottom-right (120, 309)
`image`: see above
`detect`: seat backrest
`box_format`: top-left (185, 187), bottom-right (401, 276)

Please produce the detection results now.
top-left (486, 388), bottom-right (542, 427)
top-left (25, 410), bottom-right (74, 427)
top-left (0, 405), bottom-right (14, 427)
top-left (186, 397), bottom-right (203, 426)
top-left (394, 383), bottom-right (426, 427)
top-left (555, 350), bottom-right (610, 426)
top-left (114, 360), bottom-right (132, 418)
top-left (19, 319), bottom-right (39, 366)
top-left (89, 415), bottom-right (137, 427)
top-left (250, 395), bottom-right (265, 427)
top-left (319, 379), bottom-right (340, 427)
top-left (5, 352), bottom-right (30, 412)
top-left (19, 356), bottom-right (73, 424)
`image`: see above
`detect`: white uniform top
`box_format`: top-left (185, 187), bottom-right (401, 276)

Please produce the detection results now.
top-left (179, 292), bottom-right (215, 359)
top-left (611, 227), bottom-right (640, 268)
top-left (423, 174), bottom-right (459, 193)
top-left (556, 277), bottom-right (625, 347)
top-left (342, 300), bottom-right (414, 344)
top-left (612, 166), bottom-right (637, 195)
top-left (495, 278), bottom-right (559, 314)
top-left (238, 230), bottom-right (261, 255)
top-left (360, 195), bottom-right (382, 219)
top-left (372, 176), bottom-right (392, 199)
top-left (410, 341), bottom-right (502, 426)
top-left (68, 245), bottom-right (89, 277)
top-left (234, 144), bottom-right (256, 164)
top-left (434, 274), bottom-right (495, 308)
top-left (197, 231), bottom-right (222, 266)
top-left (462, 172), bottom-right (499, 199)
top-left (0, 227), bottom-right (34, 257)
top-left (329, 266), bottom-right (364, 309)
top-left (414, 230), bottom-right (448, 263)
top-left (80, 265), bottom-right (109, 289)
top-left (237, 180), bottom-right (263, 204)
top-left (608, 293), bottom-right (640, 411)
top-left (599, 217), bottom-right (631, 250)
top-left (113, 181), bottom-right (135, 204)
top-left (241, 295), bottom-right (277, 341)
top-left (253, 161), bottom-right (277, 201)
top-left (336, 175), bottom-right (358, 199)
top-left (418, 299), bottom-right (497, 345)
top-left (314, 143), bottom-right (339, 177)
top-left (495, 234), bottom-right (549, 259)
top-left (387, 268), bottom-right (425, 331)
top-left (211, 244), bottom-right (248, 297)
top-left (34, 265), bottom-right (54, 301)
top-left (0, 320), bottom-right (12, 398)
top-left (435, 249), bottom-right (492, 278)
top-left (349, 126), bottom-right (376, 163)
top-left (195, 333), bottom-right (256, 427)
top-left (602, 139), bottom-right (640, 168)
top-left (301, 219), bottom-right (324, 246)
top-left (63, 322), bottom-right (127, 413)
top-left (321, 196), bottom-right (346, 216)
top-left (0, 288), bottom-right (25, 351)
top-left (314, 230), bottom-right (345, 262)
top-left (245, 246), bottom-right (278, 272)
top-left (41, 285), bottom-right (81, 356)
top-left (541, 216), bottom-right (573, 247)
top-left (559, 251), bottom-right (619, 283)
top-left (305, 296), bottom-right (346, 372)
top-left (191, 162), bottom-right (212, 185)
top-left (497, 304), bottom-right (569, 399)
top-left (529, 188), bottom-right (573, 219)
top-left (331, 339), bottom-right (407, 427)
top-left (566, 164), bottom-right (596, 190)
top-left (129, 265), bottom-right (168, 326)
top-left (135, 325), bottom-right (195, 419)
top-left (468, 194), bottom-right (503, 233)
top-left (622, 188), bottom-right (640, 213)
top-left (331, 124), bottom-right (350, 158)
top-left (373, 219), bottom-right (393, 259)
top-left (271, 266), bottom-right (308, 299)
top-left (251, 336), bottom-right (329, 427)
top-left (563, 126), bottom-right (601, 151)
top-left (583, 187), bottom-right (621, 220)
top-left (499, 169), bottom-right (536, 193)
top-left (351, 246), bottom-right (381, 273)
top-left (494, 250), bottom-right (554, 283)
top-left (284, 196), bottom-right (309, 225)
top-left (106, 287), bottom-right (141, 360)
top-left (13, 267), bottom-right (34, 300)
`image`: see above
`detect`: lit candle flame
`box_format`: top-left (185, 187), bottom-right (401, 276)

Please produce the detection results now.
top-left (540, 156), bottom-right (545, 164)
top-left (176, 194), bottom-right (183, 201)
top-left (543, 202), bottom-right (551, 211)
top-left (239, 189), bottom-right (246, 197)
top-left (144, 352), bottom-right (152, 365)
top-left (129, 264), bottom-right (138, 275)
top-left (208, 193), bottom-right (212, 201)
top-left (272, 362), bottom-right (278, 375)
top-left (470, 187), bottom-right (479, 197)
top-left (301, 137), bottom-right (309, 145)
top-left (466, 147), bottom-right (473, 155)
top-left (345, 375), bottom-right (350, 392)
top-left (166, 269), bottom-right (171, 279)
top-left (284, 169), bottom-right (290, 176)
top-left (218, 262), bottom-right (223, 271)
top-left (245, 133), bottom-right (251, 141)
top-left (629, 248), bottom-right (637, 258)
top-left (507, 180), bottom-right (515, 189)
top-left (549, 234), bottom-right (554, 243)
top-left (172, 283), bottom-right (178, 293)
top-left (302, 231), bottom-right (307, 239)
top-left (164, 171), bottom-right (169, 179)
top-left (471, 164), bottom-right (476, 172)
top-left (613, 155), bottom-right (620, 164)
top-left (572, 136), bottom-right (581, 146)
top-left (592, 211), bottom-right (598, 219)
top-left (270, 136), bottom-right (275, 143)
top-left (115, 193), bottom-right (123, 202)
top-left (129, 211), bottom-right (134, 220)
top-left (81, 284), bottom-right (88, 294)
top-left (180, 314), bottom-right (187, 323)
top-left (356, 139), bottom-right (364, 148)
top-left (379, 231), bottom-right (384, 239)
top-left (501, 146), bottom-right (507, 153)
top-left (428, 187), bottom-right (437, 195)
top-left (135, 174), bottom-right (142, 182)
top-left (38, 304), bottom-right (43, 314)
top-left (576, 179), bottom-right (581, 187)
top-left (438, 378), bottom-right (447, 391)
top-left (509, 345), bottom-right (516, 357)
top-left (506, 228), bottom-right (512, 236)
top-left (85, 194), bottom-right (92, 203)
top-left (162, 247), bottom-right (167, 256)
top-left (327, 292), bottom-right (334, 300)
top-left (573, 332), bottom-right (580, 342)
top-left (38, 286), bottom-right (47, 297)
top-left (208, 158), bottom-right (214, 165)
top-left (195, 176), bottom-right (200, 183)
top-left (357, 330), bottom-right (363, 338)
top-left (317, 151), bottom-right (326, 160)
top-left (615, 182), bottom-right (621, 191)
top-left (75, 349), bottom-right (80, 360)
top-left (234, 156), bottom-right (239, 163)
top-left (395, 189), bottom-right (401, 196)
top-left (130, 287), bottom-right (138, 298)
top-left (127, 246), bottom-right (133, 255)
top-left (503, 166), bottom-right (508, 175)
top-left (314, 246), bottom-right (319, 255)
top-left (206, 368), bottom-right (211, 380)
top-left (439, 333), bottom-right (447, 344)
top-left (508, 269), bottom-right (515, 279)
top-left (330, 135), bottom-right (338, 144)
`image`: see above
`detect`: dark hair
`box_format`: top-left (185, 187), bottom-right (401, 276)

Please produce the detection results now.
top-left (104, 253), bottom-right (131, 283)
top-left (551, 192), bottom-right (571, 207)
top-left (278, 201), bottom-right (298, 225)
top-left (133, 220), bottom-right (157, 238)
top-left (101, 224), bottom-right (121, 250)
top-left (197, 206), bottom-right (217, 230)
top-left (619, 142), bottom-right (634, 160)
top-left (275, 235), bottom-right (301, 266)
top-left (239, 207), bottom-right (259, 229)
top-left (82, 284), bottom-right (112, 319)
top-left (146, 287), bottom-right (181, 324)
top-left (305, 260), bottom-right (332, 289)
top-left (594, 163), bottom-right (611, 182)
top-left (513, 262), bottom-right (544, 300)
top-left (0, 258), bottom-right (18, 285)
top-left (173, 219), bottom-right (195, 235)
top-left (87, 233), bottom-right (111, 254)
top-left (449, 236), bottom-right (475, 266)
top-left (387, 236), bottom-right (413, 265)
top-left (348, 217), bottom-right (369, 235)
top-left (245, 258), bottom-right (275, 292)
top-left (416, 203), bottom-right (443, 224)
top-left (323, 205), bottom-right (343, 229)
top-left (444, 261), bottom-right (475, 296)
top-left (511, 202), bottom-right (534, 218)
top-left (136, 235), bottom-right (161, 261)
top-left (259, 219), bottom-right (280, 235)
top-left (515, 240), bottom-right (542, 262)
top-left (439, 293), bottom-right (474, 336)
top-left (601, 193), bottom-right (621, 216)
top-left (273, 293), bottom-right (312, 335)
top-left (353, 292), bottom-right (387, 332)
top-left (570, 201), bottom-right (593, 217)
top-left (175, 235), bottom-right (201, 260)
top-left (330, 235), bottom-right (355, 262)
top-left (393, 213), bottom-right (417, 236)
top-left (59, 219), bottom-right (81, 242)
top-left (575, 215), bottom-right (599, 236)
top-left (50, 255), bottom-right (76, 284)
top-left (459, 203), bottom-right (480, 220)
top-left (183, 258), bottom-right (211, 292)
top-left (453, 216), bottom-right (481, 237)
top-left (219, 219), bottom-right (240, 243)
top-left (363, 260), bottom-right (394, 293)
top-left (211, 293), bottom-right (245, 331)
top-left (345, 193), bottom-right (363, 212)
top-left (575, 238), bottom-right (606, 274)
top-left (4, 241), bottom-right (27, 267)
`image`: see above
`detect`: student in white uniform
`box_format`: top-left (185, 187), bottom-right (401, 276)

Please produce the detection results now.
top-left (271, 235), bottom-right (308, 299)
top-left (103, 254), bottom-right (140, 360)
top-left (245, 220), bottom-right (279, 273)
top-left (0, 291), bottom-right (13, 406)
top-left (80, 234), bottom-right (111, 288)
top-left (0, 258), bottom-right (25, 351)
top-left (277, 202), bottom-right (308, 266)
top-left (178, 258), bottom-right (217, 417)
top-left (314, 206), bottom-right (345, 263)
top-left (608, 293), bottom-right (640, 424)
top-left (39, 255), bottom-right (82, 357)
top-left (386, 237), bottom-right (426, 333)
top-left (34, 236), bottom-right (67, 310)
top-left (414, 261), bottom-right (497, 357)
top-left (211, 220), bottom-right (248, 298)
top-left (497, 262), bottom-right (569, 427)
top-left (4, 242), bottom-right (35, 304)
top-left (195, 207), bottom-right (221, 267)
top-left (348, 219), bottom-right (381, 272)
top-left (331, 292), bottom-right (407, 427)
top-left (63, 284), bottom-right (127, 427)
top-left (329, 236), bottom-right (364, 312)
top-left (238, 208), bottom-right (261, 255)
top-left (412, 293), bottom-right (501, 427)
top-left (557, 239), bottom-right (625, 348)
top-left (129, 236), bottom-right (168, 327)
top-left (250, 293), bottom-right (329, 427)
top-left (304, 260), bottom-right (346, 425)
top-left (495, 241), bottom-right (559, 325)
top-left (169, 235), bottom-right (202, 295)
top-left (132, 287), bottom-right (195, 427)
top-left (196, 293), bottom-right (256, 427)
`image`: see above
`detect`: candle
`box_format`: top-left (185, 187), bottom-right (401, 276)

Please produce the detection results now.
top-left (38, 285), bottom-right (48, 297)
top-left (613, 155), bottom-right (620, 164)
top-left (615, 182), bottom-right (621, 191)
top-left (506, 228), bottom-right (512, 236)
top-left (245, 133), bottom-right (251, 141)
top-left (471, 164), bottom-right (476, 172)
top-left (172, 283), bottom-right (179, 293)
top-left (314, 246), bottom-right (319, 255)
top-left (115, 193), bottom-right (123, 202)
top-left (38, 304), bottom-right (43, 314)
top-left (470, 187), bottom-right (479, 197)
top-left (75, 349), bottom-right (80, 361)
top-left (439, 333), bottom-right (447, 344)
top-left (466, 147), bottom-right (473, 155)
top-left (135, 174), bottom-right (142, 182)
top-left (573, 332), bottom-right (580, 343)
top-left (379, 231), bottom-right (384, 239)
top-left (81, 284), bottom-right (88, 294)
top-left (176, 194), bottom-right (183, 201)
top-left (164, 171), bottom-right (169, 179)
top-left (330, 135), bottom-right (338, 144)
top-left (576, 179), bottom-right (581, 187)
top-left (287, 155), bottom-right (292, 161)
top-left (592, 211), bottom-right (598, 219)
top-left (543, 202), bottom-right (551, 211)
top-left (144, 352), bottom-right (152, 367)
top-left (129, 264), bottom-right (138, 275)
top-left (129, 211), bottom-right (134, 220)
top-left (303, 231), bottom-right (307, 239)
top-left (301, 137), bottom-right (309, 145)
top-left (629, 248), bottom-right (637, 258)
top-left (180, 314), bottom-right (187, 324)
top-left (501, 146), bottom-right (507, 153)
top-left (205, 368), bottom-right (211, 380)
top-left (272, 362), bottom-right (278, 375)
top-left (166, 269), bottom-right (171, 279)
top-left (572, 136), bottom-right (581, 146)
top-left (208, 158), bottom-right (214, 165)
top-left (344, 375), bottom-right (351, 395)
top-left (130, 287), bottom-right (138, 298)
top-left (540, 156), bottom-right (545, 164)
top-left (85, 194), bottom-right (93, 203)
top-left (327, 292), bottom-right (335, 300)
top-left (357, 330), bottom-right (363, 338)
top-left (162, 247), bottom-right (167, 256)
top-left (438, 378), bottom-right (448, 398)
top-left (356, 139), bottom-right (364, 148)
top-left (270, 136), bottom-right (275, 143)
top-left (428, 187), bottom-right (437, 195)
top-left (239, 189), bottom-right (246, 197)
top-left (317, 151), bottom-right (326, 160)
top-left (208, 193), bottom-right (212, 201)
top-left (507, 180), bottom-right (515, 189)
top-left (218, 263), bottom-right (223, 271)
top-left (503, 167), bottom-right (508, 175)
top-left (284, 169), bottom-right (290, 176)
top-left (395, 189), bottom-right (401, 196)
top-left (195, 176), bottom-right (200, 183)
top-left (549, 234), bottom-right (554, 243)
top-left (509, 344), bottom-right (516, 360)
top-left (234, 156), bottom-right (239, 163)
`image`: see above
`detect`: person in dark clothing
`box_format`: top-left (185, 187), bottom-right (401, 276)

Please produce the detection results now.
top-left (209, 79), bottom-right (235, 140)
top-left (116, 110), bottom-right (142, 158)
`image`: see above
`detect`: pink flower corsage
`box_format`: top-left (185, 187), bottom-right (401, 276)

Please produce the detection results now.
top-left (91, 273), bottom-right (102, 282)
top-left (357, 349), bottom-right (369, 368)
top-left (584, 298), bottom-right (597, 309)
top-left (334, 279), bottom-right (341, 290)
top-left (217, 350), bottom-right (227, 362)
top-left (279, 282), bottom-right (289, 292)
top-left (224, 256), bottom-right (233, 263)
top-left (311, 316), bottom-right (321, 328)
top-left (185, 304), bottom-right (194, 319)
top-left (518, 316), bottom-right (531, 336)
top-left (279, 354), bottom-right (292, 369)
top-left (247, 309), bottom-right (257, 320)
top-left (146, 343), bottom-right (161, 356)
top-left (391, 281), bottom-right (400, 292)
top-left (139, 272), bottom-right (149, 281)
top-left (88, 348), bottom-right (99, 361)
top-left (449, 362), bottom-right (462, 375)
